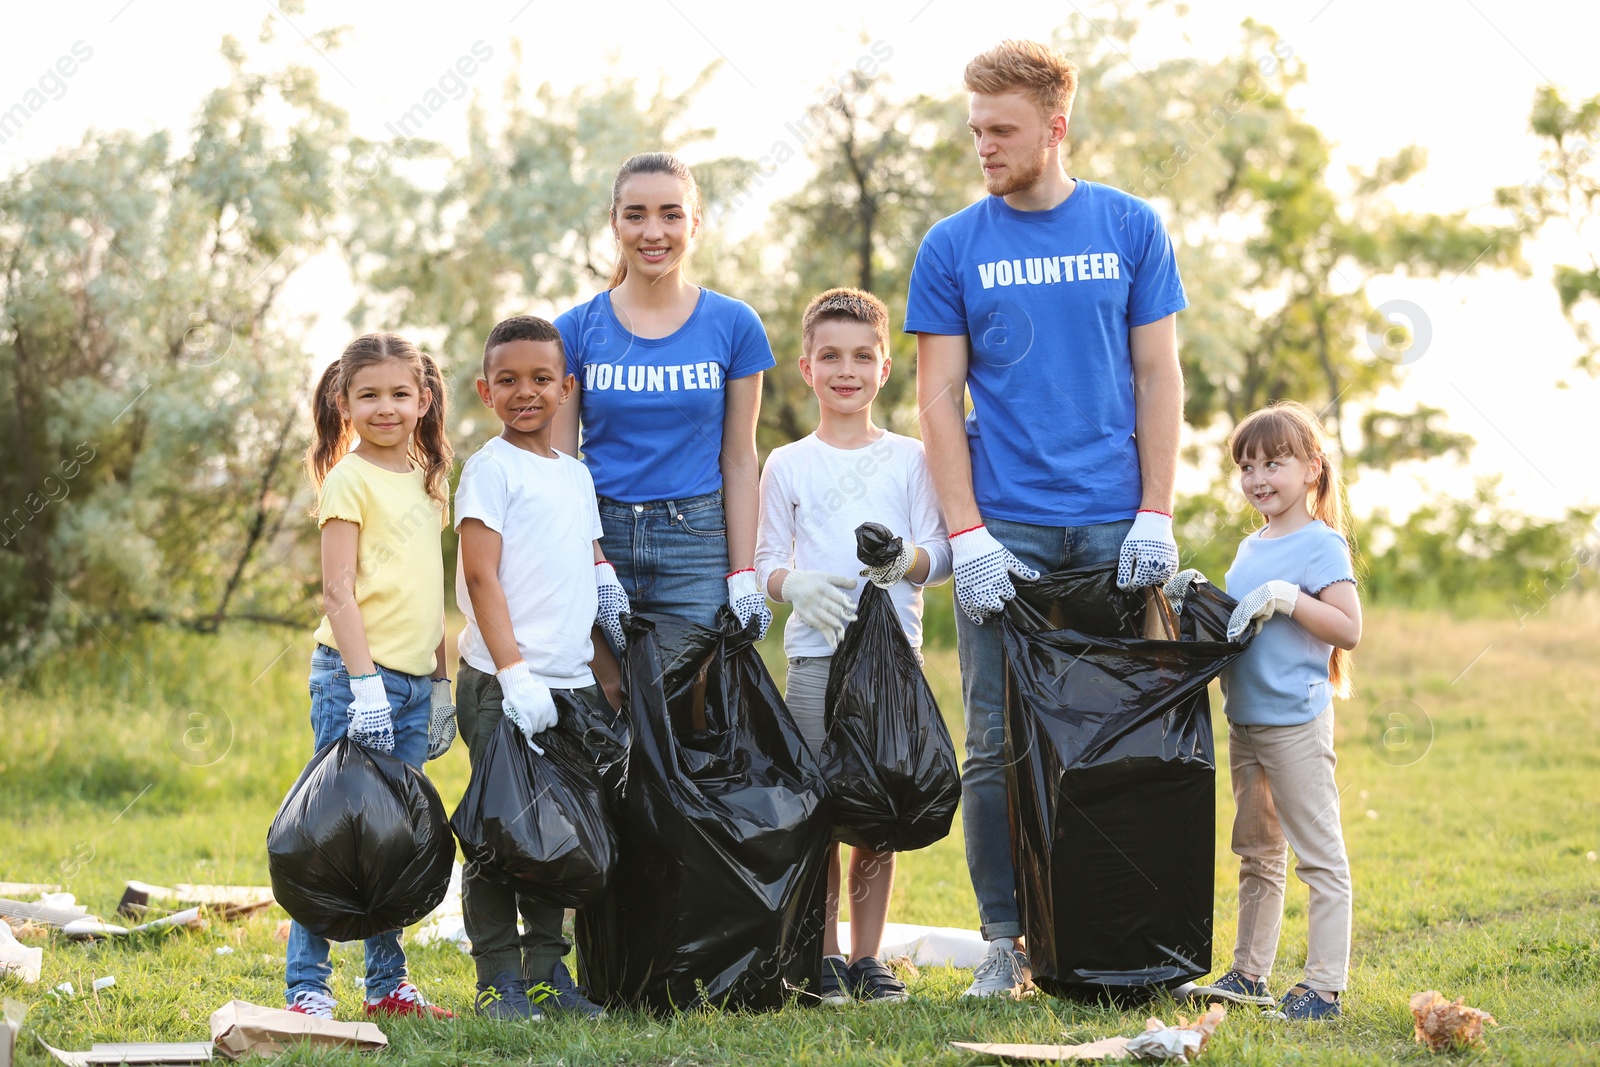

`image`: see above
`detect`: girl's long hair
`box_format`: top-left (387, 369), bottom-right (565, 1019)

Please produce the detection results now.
top-left (1229, 400), bottom-right (1357, 698)
top-left (305, 333), bottom-right (453, 510)
top-left (607, 152), bottom-right (701, 290)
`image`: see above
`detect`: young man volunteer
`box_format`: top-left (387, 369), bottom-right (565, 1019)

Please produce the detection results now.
top-left (906, 39), bottom-right (1188, 998)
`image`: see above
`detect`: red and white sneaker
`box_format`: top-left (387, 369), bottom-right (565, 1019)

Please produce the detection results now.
top-left (286, 990), bottom-right (336, 1019)
top-left (365, 981), bottom-right (455, 1020)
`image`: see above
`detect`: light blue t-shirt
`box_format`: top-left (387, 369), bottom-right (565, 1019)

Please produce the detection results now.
top-left (903, 180), bottom-right (1188, 526)
top-left (556, 288), bottom-right (776, 503)
top-left (1221, 520), bottom-right (1357, 727)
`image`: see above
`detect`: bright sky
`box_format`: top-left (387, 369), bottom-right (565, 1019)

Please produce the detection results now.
top-left (5, 0), bottom-right (1598, 522)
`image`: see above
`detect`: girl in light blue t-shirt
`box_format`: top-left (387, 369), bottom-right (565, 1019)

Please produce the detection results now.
top-left (1187, 400), bottom-right (1362, 1021)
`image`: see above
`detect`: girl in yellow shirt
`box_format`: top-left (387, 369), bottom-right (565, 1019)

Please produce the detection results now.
top-left (286, 332), bottom-right (456, 1020)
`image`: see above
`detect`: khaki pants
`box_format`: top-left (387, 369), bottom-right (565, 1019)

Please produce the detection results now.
top-left (1228, 706), bottom-right (1352, 991)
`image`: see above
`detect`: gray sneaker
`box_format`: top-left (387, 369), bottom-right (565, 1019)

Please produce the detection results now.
top-left (961, 941), bottom-right (1034, 999)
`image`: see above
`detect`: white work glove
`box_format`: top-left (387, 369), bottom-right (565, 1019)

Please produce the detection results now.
top-left (727, 568), bottom-right (773, 640)
top-left (1226, 580), bottom-right (1300, 642)
top-left (595, 561), bottom-right (630, 651)
top-left (496, 661), bottom-right (558, 744)
top-left (860, 538), bottom-right (917, 589)
top-left (345, 672), bottom-right (395, 753)
top-left (1117, 509), bottom-right (1180, 590)
top-left (1162, 568), bottom-right (1208, 615)
top-left (425, 678), bottom-right (456, 761)
top-left (780, 570), bottom-right (858, 650)
top-left (951, 526), bottom-right (1039, 625)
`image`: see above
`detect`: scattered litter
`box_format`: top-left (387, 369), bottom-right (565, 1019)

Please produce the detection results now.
top-left (952, 1004), bottom-right (1225, 1062)
top-left (92, 977), bottom-right (116, 993)
top-left (209, 1000), bottom-right (386, 1059)
top-left (884, 955), bottom-right (920, 982)
top-left (0, 884), bottom-right (61, 898)
top-left (1366, 809), bottom-right (1378, 820)
top-left (37, 1036), bottom-right (212, 1066)
top-left (3, 1000), bottom-right (22, 1067)
top-left (214, 947), bottom-right (234, 957)
top-left (0, 925), bottom-right (42, 984)
top-left (1410, 990), bottom-right (1496, 1052)
top-left (61, 909), bottom-right (205, 941)
top-left (36, 895), bottom-right (78, 912)
top-left (1586, 851), bottom-right (1596, 863)
top-left (409, 864), bottom-right (468, 952)
top-left (117, 883), bottom-right (274, 923)
top-left (0, 898), bottom-right (90, 930)
top-left (272, 922), bottom-right (291, 943)
top-left (51, 984), bottom-right (74, 998)
top-left (836, 921), bottom-right (987, 968)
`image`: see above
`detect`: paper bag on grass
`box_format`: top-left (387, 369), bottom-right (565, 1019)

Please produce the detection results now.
top-left (209, 1001), bottom-right (385, 1059)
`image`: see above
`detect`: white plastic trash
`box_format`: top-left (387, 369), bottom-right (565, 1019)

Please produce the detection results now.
top-left (0, 923), bottom-right (42, 984)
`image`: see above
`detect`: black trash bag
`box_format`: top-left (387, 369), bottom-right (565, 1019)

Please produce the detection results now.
top-left (449, 690), bottom-right (628, 909)
top-left (576, 609), bottom-right (831, 1014)
top-left (999, 565), bottom-right (1248, 999)
top-left (267, 737), bottom-right (454, 942)
top-left (819, 522), bottom-right (960, 852)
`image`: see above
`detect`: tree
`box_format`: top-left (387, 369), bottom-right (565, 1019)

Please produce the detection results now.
top-left (344, 50), bottom-right (752, 444)
top-left (0, 19), bottom-right (355, 664)
top-left (1497, 85), bottom-right (1600, 374)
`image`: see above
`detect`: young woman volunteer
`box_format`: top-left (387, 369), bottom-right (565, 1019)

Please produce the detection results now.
top-left (554, 153), bottom-right (773, 636)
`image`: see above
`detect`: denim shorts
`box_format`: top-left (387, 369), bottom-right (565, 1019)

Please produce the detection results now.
top-left (598, 490), bottom-right (730, 628)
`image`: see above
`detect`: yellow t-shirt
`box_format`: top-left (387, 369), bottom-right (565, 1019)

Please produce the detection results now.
top-left (311, 452), bottom-right (447, 677)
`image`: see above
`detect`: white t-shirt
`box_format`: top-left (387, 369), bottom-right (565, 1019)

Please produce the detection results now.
top-left (755, 431), bottom-right (952, 658)
top-left (454, 437), bottom-right (603, 687)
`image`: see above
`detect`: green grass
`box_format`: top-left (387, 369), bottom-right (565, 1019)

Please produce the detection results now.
top-left (2, 590), bottom-right (1598, 1064)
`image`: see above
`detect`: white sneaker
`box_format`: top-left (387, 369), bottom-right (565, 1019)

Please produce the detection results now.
top-left (961, 940), bottom-right (1034, 999)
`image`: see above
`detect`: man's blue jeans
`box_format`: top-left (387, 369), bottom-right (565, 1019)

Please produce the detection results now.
top-left (956, 516), bottom-right (1133, 940)
top-left (284, 644), bottom-right (432, 1003)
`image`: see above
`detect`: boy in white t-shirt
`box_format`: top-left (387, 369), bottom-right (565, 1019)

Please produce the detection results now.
top-left (453, 316), bottom-right (630, 1021)
top-left (754, 288), bottom-right (952, 1004)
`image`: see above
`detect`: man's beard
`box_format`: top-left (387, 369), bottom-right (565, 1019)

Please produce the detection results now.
top-left (982, 138), bottom-right (1051, 197)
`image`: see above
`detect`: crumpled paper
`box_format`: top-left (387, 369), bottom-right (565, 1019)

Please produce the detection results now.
top-left (951, 1004), bottom-right (1226, 1062)
top-left (1410, 990), bottom-right (1496, 1052)
top-left (0, 925), bottom-right (41, 984)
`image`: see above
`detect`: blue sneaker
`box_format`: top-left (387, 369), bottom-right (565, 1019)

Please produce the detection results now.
top-left (529, 961), bottom-right (606, 1019)
top-left (1275, 985), bottom-right (1342, 1020)
top-left (1188, 969), bottom-right (1274, 1006)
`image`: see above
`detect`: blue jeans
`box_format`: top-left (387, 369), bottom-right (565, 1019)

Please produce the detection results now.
top-left (598, 491), bottom-right (730, 628)
top-left (285, 644), bottom-right (432, 1003)
top-left (956, 516), bottom-right (1133, 940)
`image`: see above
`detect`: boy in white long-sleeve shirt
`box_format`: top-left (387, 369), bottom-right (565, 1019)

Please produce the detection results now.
top-left (755, 287), bottom-right (952, 1005)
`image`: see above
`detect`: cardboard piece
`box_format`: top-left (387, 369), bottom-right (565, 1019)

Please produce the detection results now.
top-left (951, 1038), bottom-right (1134, 1061)
top-left (209, 1001), bottom-right (386, 1059)
top-left (952, 1006), bottom-right (1226, 1063)
top-left (0, 925), bottom-right (41, 984)
top-left (38, 1038), bottom-right (212, 1066)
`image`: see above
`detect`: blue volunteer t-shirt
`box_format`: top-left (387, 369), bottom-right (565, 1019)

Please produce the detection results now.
top-left (904, 180), bottom-right (1188, 525)
top-left (1221, 520), bottom-right (1357, 727)
top-left (556, 288), bottom-right (776, 503)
